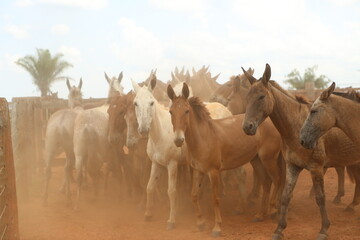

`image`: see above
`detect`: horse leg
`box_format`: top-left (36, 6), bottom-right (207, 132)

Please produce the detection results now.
top-left (310, 168), bottom-right (330, 240)
top-left (63, 148), bottom-right (75, 207)
top-left (345, 165), bottom-right (360, 212)
top-left (74, 153), bottom-right (86, 211)
top-left (272, 163), bottom-right (302, 240)
top-left (42, 143), bottom-right (57, 206)
top-left (333, 166), bottom-right (345, 204)
top-left (235, 167), bottom-right (247, 215)
top-left (208, 169), bottom-right (222, 237)
top-left (191, 169), bottom-right (205, 231)
top-left (166, 161), bottom-right (178, 230)
top-left (144, 161), bottom-right (161, 221)
top-left (248, 156), bottom-right (263, 206)
top-left (254, 173), bottom-right (272, 222)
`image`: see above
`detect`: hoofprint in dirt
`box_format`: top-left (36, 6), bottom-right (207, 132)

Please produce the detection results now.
top-left (18, 165), bottom-right (360, 240)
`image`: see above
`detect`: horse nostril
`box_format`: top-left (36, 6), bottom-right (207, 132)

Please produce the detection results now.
top-left (249, 123), bottom-right (253, 130)
top-left (300, 140), bottom-right (305, 146)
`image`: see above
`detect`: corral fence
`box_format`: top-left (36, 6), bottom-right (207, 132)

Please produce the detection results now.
top-left (10, 96), bottom-right (106, 200)
top-left (0, 98), bottom-right (20, 240)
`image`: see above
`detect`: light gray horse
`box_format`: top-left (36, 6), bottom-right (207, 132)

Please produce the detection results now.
top-left (43, 78), bottom-right (83, 206)
top-left (73, 72), bottom-right (124, 210)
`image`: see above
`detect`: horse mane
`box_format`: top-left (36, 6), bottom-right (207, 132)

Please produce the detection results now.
top-left (269, 80), bottom-right (311, 104)
top-left (333, 90), bottom-right (360, 103)
top-left (188, 97), bottom-right (211, 121)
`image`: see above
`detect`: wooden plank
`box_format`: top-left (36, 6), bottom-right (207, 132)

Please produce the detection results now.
top-left (0, 98), bottom-right (20, 240)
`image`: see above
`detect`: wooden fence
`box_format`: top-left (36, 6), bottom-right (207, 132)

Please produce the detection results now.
top-left (0, 98), bottom-right (20, 240)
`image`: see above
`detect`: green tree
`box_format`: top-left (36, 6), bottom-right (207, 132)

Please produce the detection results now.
top-left (284, 65), bottom-right (331, 90)
top-left (15, 48), bottom-right (73, 96)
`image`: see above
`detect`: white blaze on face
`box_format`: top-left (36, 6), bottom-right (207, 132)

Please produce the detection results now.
top-left (133, 86), bottom-right (155, 134)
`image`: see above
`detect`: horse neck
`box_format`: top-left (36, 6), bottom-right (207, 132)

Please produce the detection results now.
top-left (149, 101), bottom-right (171, 142)
top-left (184, 109), bottom-right (212, 153)
top-left (329, 96), bottom-right (360, 145)
top-left (269, 85), bottom-right (309, 140)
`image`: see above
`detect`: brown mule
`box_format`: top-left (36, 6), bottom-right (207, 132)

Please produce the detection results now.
top-left (242, 64), bottom-right (360, 240)
top-left (167, 83), bottom-right (283, 237)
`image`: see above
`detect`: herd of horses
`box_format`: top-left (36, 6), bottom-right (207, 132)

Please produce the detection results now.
top-left (42, 64), bottom-right (360, 240)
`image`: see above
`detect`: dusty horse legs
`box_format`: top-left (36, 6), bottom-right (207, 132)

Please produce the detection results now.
top-left (191, 169), bottom-right (205, 231)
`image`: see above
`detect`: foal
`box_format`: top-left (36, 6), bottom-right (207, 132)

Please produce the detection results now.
top-left (167, 83), bottom-right (283, 237)
top-left (43, 78), bottom-right (83, 206)
top-left (242, 64), bottom-right (360, 240)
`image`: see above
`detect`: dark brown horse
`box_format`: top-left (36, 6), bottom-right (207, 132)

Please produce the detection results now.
top-left (167, 83), bottom-right (283, 236)
top-left (228, 74), bottom-right (346, 204)
top-left (242, 64), bottom-right (360, 240)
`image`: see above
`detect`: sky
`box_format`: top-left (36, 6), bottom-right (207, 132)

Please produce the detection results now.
top-left (1, 0), bottom-right (360, 100)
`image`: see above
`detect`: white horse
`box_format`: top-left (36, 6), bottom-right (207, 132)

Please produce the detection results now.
top-left (43, 78), bottom-right (83, 206)
top-left (73, 72), bottom-right (124, 210)
top-left (131, 74), bottom-right (187, 230)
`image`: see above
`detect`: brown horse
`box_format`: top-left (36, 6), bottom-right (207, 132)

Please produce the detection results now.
top-left (167, 83), bottom-right (283, 237)
top-left (228, 74), bottom-right (346, 204)
top-left (209, 68), bottom-right (253, 106)
top-left (242, 64), bottom-right (360, 240)
top-left (300, 82), bottom-right (360, 149)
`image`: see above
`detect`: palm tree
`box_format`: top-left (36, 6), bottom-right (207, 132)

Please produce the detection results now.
top-left (284, 65), bottom-right (331, 90)
top-left (15, 49), bottom-right (73, 96)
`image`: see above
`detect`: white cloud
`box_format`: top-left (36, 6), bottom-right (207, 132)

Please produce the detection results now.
top-left (51, 24), bottom-right (69, 35)
top-left (39, 0), bottom-right (108, 9)
top-left (113, 18), bottom-right (164, 68)
top-left (149, 0), bottom-right (208, 24)
top-left (4, 24), bottom-right (29, 39)
top-left (327, 0), bottom-right (359, 7)
top-left (15, 0), bottom-right (34, 7)
top-left (58, 46), bottom-right (81, 64)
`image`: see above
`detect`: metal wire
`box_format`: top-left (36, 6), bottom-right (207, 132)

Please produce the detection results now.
top-left (0, 205), bottom-right (6, 220)
top-left (0, 224), bottom-right (7, 240)
top-left (0, 186), bottom-right (5, 197)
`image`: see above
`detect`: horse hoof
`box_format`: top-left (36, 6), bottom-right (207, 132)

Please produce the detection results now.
top-left (271, 233), bottom-right (283, 240)
top-left (211, 231), bottom-right (221, 237)
top-left (166, 222), bottom-right (175, 230)
top-left (252, 217), bottom-right (264, 222)
top-left (233, 210), bottom-right (243, 215)
top-left (332, 196), bottom-right (341, 204)
top-left (144, 215), bottom-right (152, 222)
top-left (316, 233), bottom-right (328, 240)
top-left (344, 206), bottom-right (355, 213)
top-left (198, 223), bottom-right (205, 232)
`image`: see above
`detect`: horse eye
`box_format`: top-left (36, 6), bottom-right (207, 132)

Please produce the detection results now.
top-left (185, 110), bottom-right (189, 114)
top-left (134, 102), bottom-right (138, 107)
top-left (311, 110), bottom-right (317, 114)
top-left (259, 95), bottom-right (265, 100)
top-left (150, 102), bottom-right (154, 106)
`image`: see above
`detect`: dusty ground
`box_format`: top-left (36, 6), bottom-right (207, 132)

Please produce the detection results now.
top-left (18, 164), bottom-right (360, 240)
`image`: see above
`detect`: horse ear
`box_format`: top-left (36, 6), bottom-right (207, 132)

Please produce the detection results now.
top-left (192, 67), bottom-right (196, 76)
top-left (118, 71), bottom-right (123, 83)
top-left (149, 74), bottom-right (157, 91)
top-left (212, 73), bottom-right (220, 82)
top-left (262, 63), bottom-right (271, 87)
top-left (233, 75), bottom-right (241, 93)
top-left (131, 78), bottom-right (141, 93)
top-left (78, 78), bottom-right (83, 90)
top-left (66, 78), bottom-right (71, 90)
top-left (185, 70), bottom-right (191, 83)
top-left (241, 67), bottom-right (257, 85)
top-left (167, 85), bottom-right (176, 101)
top-left (171, 72), bottom-right (176, 81)
top-left (180, 66), bottom-right (185, 75)
top-left (182, 83), bottom-right (190, 99)
top-left (104, 72), bottom-right (111, 83)
top-left (320, 82), bottom-right (336, 100)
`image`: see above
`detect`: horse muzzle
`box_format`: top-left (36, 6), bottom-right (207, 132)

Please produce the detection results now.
top-left (242, 121), bottom-right (258, 135)
top-left (174, 137), bottom-right (184, 147)
top-left (300, 136), bottom-right (316, 149)
top-left (138, 127), bottom-right (149, 137)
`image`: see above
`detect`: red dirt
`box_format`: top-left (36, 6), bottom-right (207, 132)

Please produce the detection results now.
top-left (18, 164), bottom-right (360, 240)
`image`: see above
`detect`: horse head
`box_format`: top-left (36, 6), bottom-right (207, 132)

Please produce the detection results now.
top-left (132, 73), bottom-right (157, 137)
top-left (104, 71), bottom-right (124, 100)
top-left (66, 78), bottom-right (83, 108)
